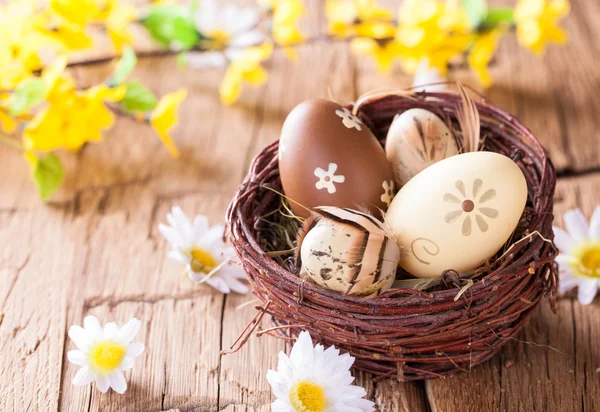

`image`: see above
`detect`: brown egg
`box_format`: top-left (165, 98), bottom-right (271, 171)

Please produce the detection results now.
top-left (279, 98), bottom-right (394, 218)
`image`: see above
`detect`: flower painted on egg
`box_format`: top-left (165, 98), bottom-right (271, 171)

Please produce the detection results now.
top-left (381, 180), bottom-right (395, 207)
top-left (314, 163), bottom-right (345, 194)
top-left (334, 107), bottom-right (363, 131)
top-left (444, 179), bottom-right (499, 236)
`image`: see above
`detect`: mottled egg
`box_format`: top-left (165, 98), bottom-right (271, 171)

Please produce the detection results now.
top-left (385, 152), bottom-right (528, 277)
top-left (297, 207), bottom-right (400, 297)
top-left (385, 108), bottom-right (459, 187)
top-left (279, 99), bottom-right (394, 218)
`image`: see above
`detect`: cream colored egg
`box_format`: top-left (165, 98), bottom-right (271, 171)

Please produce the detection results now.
top-left (385, 152), bottom-right (527, 277)
top-left (385, 108), bottom-right (459, 187)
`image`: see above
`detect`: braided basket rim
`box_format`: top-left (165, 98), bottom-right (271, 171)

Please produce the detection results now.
top-left (226, 91), bottom-right (558, 381)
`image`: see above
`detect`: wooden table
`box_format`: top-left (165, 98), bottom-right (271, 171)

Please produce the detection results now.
top-left (2, 1), bottom-right (600, 411)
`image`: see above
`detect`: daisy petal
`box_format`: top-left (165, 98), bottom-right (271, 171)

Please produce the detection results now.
top-left (553, 227), bottom-right (575, 253)
top-left (96, 375), bottom-right (110, 393)
top-left (72, 367), bottom-right (95, 386)
top-left (234, 9), bottom-right (260, 34)
top-left (109, 371), bottom-right (127, 394)
top-left (118, 356), bottom-right (135, 371)
top-left (83, 316), bottom-right (102, 340)
top-left (127, 342), bottom-right (145, 358)
top-left (206, 276), bottom-right (231, 294)
top-left (577, 278), bottom-right (598, 305)
top-left (103, 323), bottom-right (118, 340)
top-left (558, 273), bottom-right (579, 294)
top-left (589, 206), bottom-right (600, 239)
top-left (226, 277), bottom-right (250, 294)
top-left (271, 399), bottom-right (292, 412)
top-left (67, 350), bottom-right (87, 366)
top-left (564, 209), bottom-right (589, 241)
top-left (115, 318), bottom-right (141, 345)
top-left (68, 325), bottom-right (93, 351)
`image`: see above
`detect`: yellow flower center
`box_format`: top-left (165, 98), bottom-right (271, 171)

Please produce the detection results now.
top-left (208, 30), bottom-right (231, 50)
top-left (89, 341), bottom-right (127, 373)
top-left (289, 381), bottom-right (326, 412)
top-left (190, 247), bottom-right (217, 273)
top-left (579, 245), bottom-right (600, 278)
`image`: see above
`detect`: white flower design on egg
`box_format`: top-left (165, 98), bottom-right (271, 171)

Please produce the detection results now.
top-left (335, 108), bottom-right (363, 131)
top-left (381, 180), bottom-right (395, 207)
top-left (314, 163), bottom-right (345, 194)
top-left (444, 178), bottom-right (499, 236)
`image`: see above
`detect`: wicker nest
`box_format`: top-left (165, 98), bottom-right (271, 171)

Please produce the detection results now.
top-left (226, 91), bottom-right (558, 381)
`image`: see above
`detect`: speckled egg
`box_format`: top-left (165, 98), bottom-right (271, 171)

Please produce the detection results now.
top-left (278, 99), bottom-right (394, 218)
top-left (298, 207), bottom-right (400, 296)
top-left (385, 152), bottom-right (528, 277)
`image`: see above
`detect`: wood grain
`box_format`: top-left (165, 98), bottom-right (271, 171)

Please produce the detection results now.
top-left (1, 1), bottom-right (600, 411)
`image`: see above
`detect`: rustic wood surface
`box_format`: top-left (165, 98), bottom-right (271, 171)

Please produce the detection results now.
top-left (1, 1), bottom-right (600, 411)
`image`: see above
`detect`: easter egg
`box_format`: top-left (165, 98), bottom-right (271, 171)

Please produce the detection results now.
top-left (385, 152), bottom-right (528, 277)
top-left (279, 98), bottom-right (394, 218)
top-left (385, 108), bottom-right (459, 187)
top-left (298, 207), bottom-right (400, 296)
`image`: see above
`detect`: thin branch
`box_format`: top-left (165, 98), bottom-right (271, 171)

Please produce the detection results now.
top-left (0, 134), bottom-right (23, 152)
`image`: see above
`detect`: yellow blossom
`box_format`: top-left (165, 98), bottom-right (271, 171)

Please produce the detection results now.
top-left (325, 0), bottom-right (393, 38)
top-left (219, 43), bottom-right (273, 105)
top-left (97, 0), bottom-right (137, 52)
top-left (272, 0), bottom-right (305, 60)
top-left (50, 0), bottom-right (99, 27)
top-left (38, 22), bottom-right (94, 51)
top-left (350, 38), bottom-right (402, 73)
top-left (0, 2), bottom-right (44, 89)
top-left (514, 0), bottom-right (569, 54)
top-left (24, 84), bottom-right (126, 152)
top-left (396, 0), bottom-right (472, 75)
top-left (150, 90), bottom-right (187, 158)
top-left (0, 109), bottom-right (17, 134)
top-left (468, 30), bottom-right (503, 87)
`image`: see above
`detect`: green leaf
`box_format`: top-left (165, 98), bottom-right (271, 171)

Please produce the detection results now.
top-left (120, 81), bottom-right (158, 113)
top-left (31, 153), bottom-right (64, 200)
top-left (462, 0), bottom-right (488, 29)
top-left (111, 47), bottom-right (137, 86)
top-left (10, 78), bottom-right (47, 116)
top-left (482, 8), bottom-right (515, 29)
top-left (141, 4), bottom-right (199, 50)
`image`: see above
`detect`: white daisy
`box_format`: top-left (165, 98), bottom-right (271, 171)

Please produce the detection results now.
top-left (68, 316), bottom-right (145, 394)
top-left (553, 207), bottom-right (600, 305)
top-left (266, 331), bottom-right (375, 412)
top-left (159, 206), bottom-right (249, 294)
top-left (188, 0), bottom-right (265, 68)
top-left (412, 58), bottom-right (447, 93)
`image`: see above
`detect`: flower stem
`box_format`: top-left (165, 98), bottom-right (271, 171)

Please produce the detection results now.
top-left (0, 134), bottom-right (23, 152)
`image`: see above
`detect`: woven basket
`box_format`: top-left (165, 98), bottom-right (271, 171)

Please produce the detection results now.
top-left (226, 91), bottom-right (558, 381)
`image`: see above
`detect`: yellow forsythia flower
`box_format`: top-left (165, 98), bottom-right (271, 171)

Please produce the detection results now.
top-left (50, 0), bottom-right (99, 27)
top-left (97, 0), bottom-right (137, 52)
top-left (468, 30), bottom-right (503, 88)
top-left (150, 90), bottom-right (187, 158)
top-left (350, 38), bottom-right (402, 73)
top-left (514, 0), bottom-right (569, 54)
top-left (396, 0), bottom-right (472, 75)
top-left (24, 84), bottom-right (126, 152)
top-left (220, 43), bottom-right (273, 105)
top-left (0, 2), bottom-right (44, 89)
top-left (325, 0), bottom-right (394, 38)
top-left (272, 0), bottom-right (305, 60)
